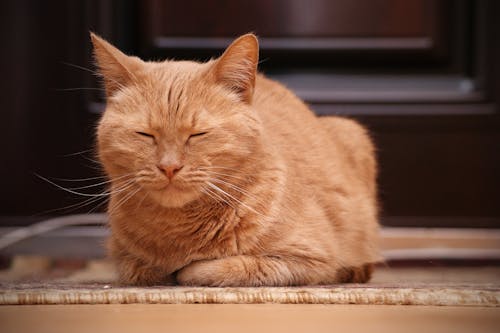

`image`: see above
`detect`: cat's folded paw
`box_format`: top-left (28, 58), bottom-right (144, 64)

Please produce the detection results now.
top-left (176, 258), bottom-right (241, 287)
top-left (118, 265), bottom-right (175, 286)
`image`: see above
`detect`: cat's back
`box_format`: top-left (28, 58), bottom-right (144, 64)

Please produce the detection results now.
top-left (252, 75), bottom-right (325, 154)
top-left (252, 74), bottom-right (376, 196)
top-left (253, 75), bottom-right (341, 168)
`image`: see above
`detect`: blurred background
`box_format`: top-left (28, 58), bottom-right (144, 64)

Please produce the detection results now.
top-left (0, 0), bottom-right (499, 234)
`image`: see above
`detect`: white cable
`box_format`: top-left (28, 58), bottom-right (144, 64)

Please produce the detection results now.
top-left (0, 213), bottom-right (107, 250)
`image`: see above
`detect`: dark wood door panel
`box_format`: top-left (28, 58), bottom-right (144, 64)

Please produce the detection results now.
top-left (357, 114), bottom-right (500, 227)
top-left (146, 0), bottom-right (436, 37)
top-left (140, 0), bottom-right (453, 65)
top-left (0, 1), bottom-right (98, 213)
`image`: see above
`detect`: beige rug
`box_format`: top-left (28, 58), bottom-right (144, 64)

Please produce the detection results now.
top-left (1, 283), bottom-right (499, 306)
top-left (1, 256), bottom-right (499, 306)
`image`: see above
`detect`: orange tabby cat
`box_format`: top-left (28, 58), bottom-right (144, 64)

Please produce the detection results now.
top-left (91, 32), bottom-right (380, 286)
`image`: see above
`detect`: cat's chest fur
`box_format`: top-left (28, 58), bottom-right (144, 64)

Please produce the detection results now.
top-left (110, 196), bottom-right (262, 272)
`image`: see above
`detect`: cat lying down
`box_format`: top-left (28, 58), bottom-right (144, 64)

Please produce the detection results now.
top-left (91, 32), bottom-right (380, 286)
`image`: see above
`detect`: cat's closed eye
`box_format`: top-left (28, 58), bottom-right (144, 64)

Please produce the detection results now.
top-left (136, 131), bottom-right (155, 141)
top-left (188, 132), bottom-right (208, 140)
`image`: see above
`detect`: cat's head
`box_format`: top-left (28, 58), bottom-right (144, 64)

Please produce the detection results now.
top-left (91, 33), bottom-right (262, 208)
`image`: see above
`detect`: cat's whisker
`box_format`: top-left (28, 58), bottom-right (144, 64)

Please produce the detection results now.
top-left (108, 189), bottom-right (138, 215)
top-left (209, 177), bottom-right (268, 208)
top-left (53, 172), bottom-right (134, 183)
top-left (62, 148), bottom-right (96, 157)
top-left (200, 166), bottom-right (256, 179)
top-left (55, 87), bottom-right (106, 92)
top-left (203, 170), bottom-right (288, 199)
top-left (87, 197), bottom-right (109, 214)
top-left (52, 175), bottom-right (107, 182)
top-left (206, 182), bottom-right (266, 218)
top-left (61, 62), bottom-right (102, 76)
top-left (36, 174), bottom-right (110, 197)
top-left (75, 195), bottom-right (108, 213)
top-left (62, 62), bottom-right (125, 89)
top-left (133, 191), bottom-right (150, 212)
top-left (63, 177), bottom-right (139, 214)
top-left (202, 186), bottom-right (237, 211)
top-left (94, 180), bottom-right (137, 197)
top-left (64, 174), bottom-right (135, 190)
top-left (107, 186), bottom-right (141, 216)
top-left (36, 194), bottom-right (107, 215)
top-left (62, 62), bottom-right (135, 99)
top-left (82, 155), bottom-right (102, 165)
top-left (84, 163), bottom-right (105, 171)
top-left (108, 179), bottom-right (139, 192)
top-left (213, 178), bottom-right (273, 212)
top-left (208, 182), bottom-right (264, 217)
top-left (200, 166), bottom-right (244, 172)
top-left (201, 189), bottom-right (221, 208)
top-left (184, 176), bottom-right (207, 183)
top-left (35, 174), bottom-right (136, 198)
top-left (34, 174), bottom-right (137, 215)
top-left (87, 185), bottom-right (120, 214)
top-left (201, 170), bottom-right (249, 182)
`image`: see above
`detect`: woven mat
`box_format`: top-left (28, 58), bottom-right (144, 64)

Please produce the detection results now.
top-left (0, 283), bottom-right (498, 307)
top-left (1, 257), bottom-right (499, 306)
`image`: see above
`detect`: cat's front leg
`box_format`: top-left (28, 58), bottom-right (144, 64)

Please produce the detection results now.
top-left (108, 238), bottom-right (174, 286)
top-left (115, 255), bottom-right (175, 286)
top-left (176, 255), bottom-right (330, 286)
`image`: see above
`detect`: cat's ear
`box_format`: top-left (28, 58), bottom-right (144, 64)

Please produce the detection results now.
top-left (212, 34), bottom-right (259, 103)
top-left (90, 32), bottom-right (143, 97)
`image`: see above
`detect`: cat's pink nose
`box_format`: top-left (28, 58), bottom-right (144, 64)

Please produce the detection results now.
top-left (157, 163), bottom-right (183, 180)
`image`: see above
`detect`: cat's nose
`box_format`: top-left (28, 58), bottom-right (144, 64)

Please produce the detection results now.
top-left (157, 163), bottom-right (183, 180)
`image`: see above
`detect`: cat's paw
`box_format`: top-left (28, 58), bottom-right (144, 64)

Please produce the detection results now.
top-left (336, 263), bottom-right (374, 283)
top-left (118, 264), bottom-right (175, 286)
top-left (176, 258), bottom-right (242, 286)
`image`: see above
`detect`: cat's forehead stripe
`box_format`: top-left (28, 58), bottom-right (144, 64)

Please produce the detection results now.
top-left (143, 61), bottom-right (209, 131)
top-left (166, 77), bottom-right (172, 107)
top-left (174, 84), bottom-right (184, 118)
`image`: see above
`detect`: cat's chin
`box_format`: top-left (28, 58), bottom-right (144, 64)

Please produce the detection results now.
top-left (148, 185), bottom-right (199, 208)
